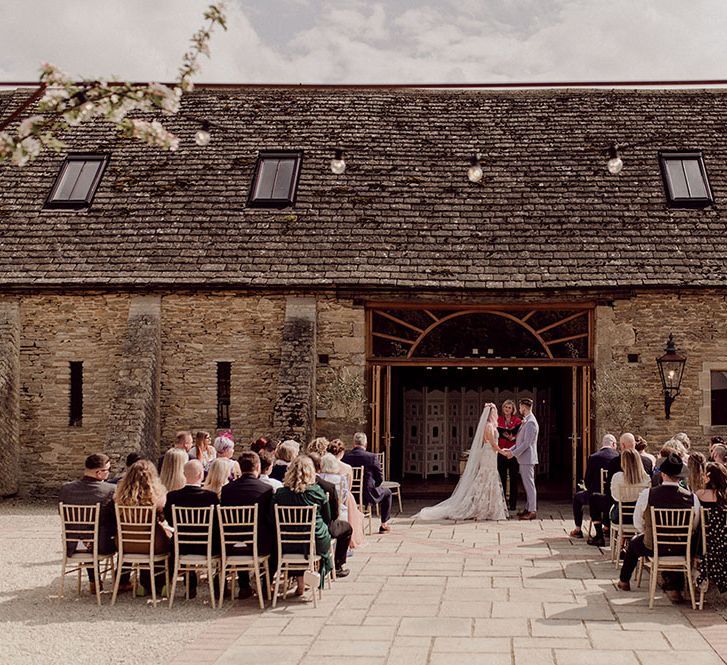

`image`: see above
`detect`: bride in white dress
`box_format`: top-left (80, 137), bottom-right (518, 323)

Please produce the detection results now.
top-left (415, 403), bottom-right (508, 521)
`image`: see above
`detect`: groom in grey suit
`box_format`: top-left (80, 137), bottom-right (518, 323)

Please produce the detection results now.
top-left (500, 398), bottom-right (539, 520)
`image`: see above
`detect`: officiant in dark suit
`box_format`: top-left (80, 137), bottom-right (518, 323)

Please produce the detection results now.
top-left (497, 399), bottom-right (522, 512)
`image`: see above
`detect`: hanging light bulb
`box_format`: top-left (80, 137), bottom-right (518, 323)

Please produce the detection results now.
top-left (607, 144), bottom-right (623, 175)
top-left (195, 121), bottom-right (211, 147)
top-left (330, 148), bottom-right (346, 174)
top-left (467, 153), bottom-right (483, 183)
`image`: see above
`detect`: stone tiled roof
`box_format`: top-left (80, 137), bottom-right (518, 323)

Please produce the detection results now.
top-left (1, 86), bottom-right (727, 291)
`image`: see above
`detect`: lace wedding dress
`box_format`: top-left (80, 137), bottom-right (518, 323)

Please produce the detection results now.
top-left (414, 404), bottom-right (509, 521)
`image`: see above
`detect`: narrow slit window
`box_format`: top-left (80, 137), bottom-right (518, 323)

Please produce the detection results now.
top-left (248, 151), bottom-right (302, 208)
top-left (69, 361), bottom-right (83, 426)
top-left (217, 362), bottom-right (231, 428)
top-left (45, 154), bottom-right (109, 209)
top-left (711, 370), bottom-right (727, 426)
top-left (659, 151), bottom-right (713, 208)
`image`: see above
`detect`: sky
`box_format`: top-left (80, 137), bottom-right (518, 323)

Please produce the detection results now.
top-left (2, 0), bottom-right (726, 84)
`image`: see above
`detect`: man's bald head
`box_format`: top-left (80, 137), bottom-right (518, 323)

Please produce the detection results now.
top-left (184, 459), bottom-right (204, 485)
top-left (620, 433), bottom-right (636, 451)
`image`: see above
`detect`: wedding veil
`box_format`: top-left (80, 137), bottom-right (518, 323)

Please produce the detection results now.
top-left (414, 404), bottom-right (495, 521)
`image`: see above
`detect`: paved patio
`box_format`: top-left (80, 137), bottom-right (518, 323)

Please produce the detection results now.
top-left (3, 500), bottom-right (727, 665)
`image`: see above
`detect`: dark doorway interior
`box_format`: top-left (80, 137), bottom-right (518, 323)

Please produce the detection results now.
top-left (387, 365), bottom-right (574, 500)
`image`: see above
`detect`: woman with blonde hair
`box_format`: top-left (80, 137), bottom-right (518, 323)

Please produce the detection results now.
top-left (688, 451), bottom-right (707, 492)
top-left (202, 458), bottom-right (232, 498)
top-left (273, 455), bottom-right (333, 596)
top-left (214, 436), bottom-right (242, 480)
top-left (327, 439), bottom-right (365, 548)
top-left (306, 436), bottom-right (330, 457)
top-left (270, 439), bottom-right (299, 482)
top-left (159, 448), bottom-right (187, 492)
top-left (114, 459), bottom-right (171, 595)
top-left (191, 430), bottom-right (216, 471)
top-left (609, 448), bottom-right (650, 529)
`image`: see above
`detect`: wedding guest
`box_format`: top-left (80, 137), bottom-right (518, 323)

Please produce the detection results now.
top-left (609, 449), bottom-right (650, 536)
top-left (711, 444), bottom-right (727, 465)
top-left (497, 399), bottom-right (522, 512)
top-left (215, 437), bottom-right (242, 480)
top-left (569, 434), bottom-right (618, 538)
top-left (325, 444), bottom-right (364, 548)
top-left (164, 460), bottom-right (220, 600)
top-left (160, 448), bottom-right (188, 493)
top-left (696, 463), bottom-right (727, 593)
top-left (190, 431), bottom-right (216, 471)
top-left (688, 452), bottom-right (707, 492)
top-left (202, 458), bottom-right (232, 498)
top-left (270, 440), bottom-right (299, 482)
top-left (58, 453), bottom-right (121, 595)
top-left (343, 432), bottom-right (392, 533)
top-left (258, 450), bottom-right (283, 491)
top-left (251, 437), bottom-right (275, 454)
top-left (652, 441), bottom-right (689, 487)
top-left (157, 431), bottom-right (194, 471)
top-left (110, 452), bottom-right (141, 485)
top-left (273, 456), bottom-right (333, 595)
top-left (115, 460), bottom-right (171, 595)
top-left (220, 451), bottom-right (276, 599)
top-left (308, 452), bottom-right (352, 577)
top-left (674, 432), bottom-right (691, 451)
top-left (617, 452), bottom-right (700, 602)
top-left (306, 437), bottom-right (330, 457)
top-left (635, 436), bottom-right (657, 467)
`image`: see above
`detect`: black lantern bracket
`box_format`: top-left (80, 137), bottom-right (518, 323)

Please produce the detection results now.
top-left (656, 333), bottom-right (687, 419)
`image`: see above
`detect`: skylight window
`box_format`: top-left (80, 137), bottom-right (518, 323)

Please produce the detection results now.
top-left (659, 151), bottom-right (713, 208)
top-left (248, 150), bottom-right (302, 208)
top-left (44, 153), bottom-right (109, 209)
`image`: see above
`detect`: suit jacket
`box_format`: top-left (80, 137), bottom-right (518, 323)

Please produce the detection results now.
top-left (220, 474), bottom-right (275, 557)
top-left (508, 413), bottom-right (539, 465)
top-left (342, 447), bottom-right (386, 504)
top-left (58, 477), bottom-right (117, 556)
top-left (584, 447), bottom-right (619, 493)
top-left (164, 484), bottom-right (220, 555)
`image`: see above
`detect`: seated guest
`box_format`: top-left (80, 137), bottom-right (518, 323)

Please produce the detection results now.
top-left (115, 460), bottom-right (171, 595)
top-left (609, 448), bottom-right (650, 535)
top-left (322, 451), bottom-right (365, 548)
top-left (308, 452), bottom-right (352, 577)
top-left (251, 437), bottom-right (276, 455)
top-left (635, 436), bottom-right (656, 467)
top-left (160, 448), bottom-right (188, 492)
top-left (328, 439), bottom-right (354, 488)
top-left (59, 453), bottom-right (121, 595)
top-left (696, 463), bottom-right (727, 592)
top-left (674, 432), bottom-right (691, 451)
top-left (164, 460), bottom-right (220, 599)
top-left (569, 434), bottom-right (618, 538)
top-left (306, 437), bottom-right (330, 457)
top-left (215, 437), bottom-right (242, 480)
top-left (157, 431), bottom-right (194, 471)
top-left (688, 452), bottom-right (707, 492)
top-left (190, 431), bottom-right (216, 471)
top-left (258, 450), bottom-right (283, 491)
top-left (711, 443), bottom-right (727, 465)
top-left (110, 452), bottom-right (141, 485)
top-left (270, 440), bottom-right (299, 482)
top-left (343, 432), bottom-right (393, 534)
top-left (202, 458), bottom-right (233, 498)
top-left (220, 451), bottom-right (276, 598)
top-left (273, 456), bottom-right (333, 595)
top-left (651, 441), bottom-right (689, 487)
top-left (617, 452), bottom-right (700, 602)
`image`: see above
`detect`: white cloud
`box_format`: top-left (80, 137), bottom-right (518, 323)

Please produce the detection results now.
top-left (1, 0), bottom-right (726, 84)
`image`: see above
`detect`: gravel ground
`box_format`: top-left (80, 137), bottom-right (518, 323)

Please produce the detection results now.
top-left (0, 499), bottom-right (235, 665)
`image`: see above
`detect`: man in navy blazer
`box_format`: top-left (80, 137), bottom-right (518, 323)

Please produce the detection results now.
top-left (569, 434), bottom-right (618, 538)
top-left (342, 432), bottom-right (393, 533)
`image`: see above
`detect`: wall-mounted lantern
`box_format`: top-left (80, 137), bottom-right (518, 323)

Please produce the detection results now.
top-left (656, 333), bottom-right (686, 419)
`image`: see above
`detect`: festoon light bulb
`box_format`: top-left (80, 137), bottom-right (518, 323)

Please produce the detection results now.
top-left (330, 148), bottom-right (346, 174)
top-left (195, 128), bottom-right (211, 147)
top-left (607, 144), bottom-right (623, 175)
top-left (467, 153), bottom-right (483, 183)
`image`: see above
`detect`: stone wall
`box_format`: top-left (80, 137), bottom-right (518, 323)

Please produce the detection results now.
top-left (314, 297), bottom-right (367, 441)
top-left (272, 297), bottom-right (317, 442)
top-left (104, 296), bottom-right (161, 464)
top-left (160, 293), bottom-right (285, 452)
top-left (0, 301), bottom-right (20, 496)
top-left (17, 294), bottom-right (129, 495)
top-left (594, 289), bottom-right (727, 452)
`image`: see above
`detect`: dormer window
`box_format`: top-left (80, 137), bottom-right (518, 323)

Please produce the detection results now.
top-left (248, 150), bottom-right (302, 208)
top-left (659, 151), bottom-right (713, 208)
top-left (44, 153), bottom-right (109, 210)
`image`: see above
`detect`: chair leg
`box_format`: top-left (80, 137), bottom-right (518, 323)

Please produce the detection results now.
top-left (93, 563), bottom-right (102, 606)
top-left (264, 560), bottom-right (272, 601)
top-left (636, 559), bottom-right (644, 588)
top-left (219, 566), bottom-right (226, 609)
top-left (396, 489), bottom-right (403, 514)
top-left (685, 564), bottom-right (696, 610)
top-left (185, 572), bottom-right (190, 601)
top-left (60, 558), bottom-right (66, 599)
top-left (111, 559), bottom-right (124, 606)
top-left (648, 563), bottom-right (658, 609)
top-left (272, 567), bottom-right (281, 608)
top-left (207, 563), bottom-right (216, 609)
top-left (150, 563), bottom-right (158, 607)
top-left (169, 563), bottom-right (180, 608)
top-left (77, 568), bottom-right (82, 596)
top-left (254, 567), bottom-right (265, 610)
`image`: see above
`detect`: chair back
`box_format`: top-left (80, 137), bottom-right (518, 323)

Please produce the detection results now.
top-left (171, 506), bottom-right (216, 559)
top-left (599, 468), bottom-right (608, 493)
top-left (351, 466), bottom-right (365, 508)
top-left (115, 504), bottom-right (158, 557)
top-left (275, 505), bottom-right (316, 565)
top-left (218, 505), bottom-right (258, 559)
top-left (617, 498), bottom-right (637, 525)
top-left (650, 507), bottom-right (693, 557)
top-left (376, 452), bottom-right (387, 481)
top-left (60, 502), bottom-right (100, 556)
